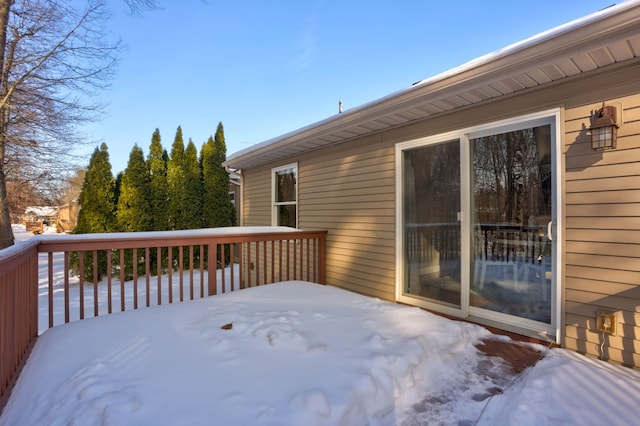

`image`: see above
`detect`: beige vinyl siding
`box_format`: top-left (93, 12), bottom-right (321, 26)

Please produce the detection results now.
top-left (564, 90), bottom-right (640, 367)
top-left (242, 166), bottom-right (271, 227)
top-left (298, 133), bottom-right (397, 300)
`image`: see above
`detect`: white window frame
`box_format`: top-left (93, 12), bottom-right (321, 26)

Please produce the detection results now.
top-left (271, 162), bottom-right (298, 227)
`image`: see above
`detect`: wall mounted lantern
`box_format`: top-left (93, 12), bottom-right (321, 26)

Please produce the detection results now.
top-left (590, 104), bottom-right (618, 151)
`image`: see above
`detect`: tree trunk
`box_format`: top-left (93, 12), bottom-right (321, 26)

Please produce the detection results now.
top-left (0, 0), bottom-right (14, 249)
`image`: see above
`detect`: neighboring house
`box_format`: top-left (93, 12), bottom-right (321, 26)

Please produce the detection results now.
top-left (23, 201), bottom-right (79, 233)
top-left (225, 3), bottom-right (640, 367)
top-left (56, 199), bottom-right (79, 233)
top-left (24, 206), bottom-right (58, 225)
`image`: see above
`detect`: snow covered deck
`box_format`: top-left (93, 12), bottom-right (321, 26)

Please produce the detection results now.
top-left (2, 281), bottom-right (640, 424)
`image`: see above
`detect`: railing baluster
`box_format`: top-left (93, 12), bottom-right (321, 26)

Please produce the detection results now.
top-left (199, 244), bottom-right (205, 298)
top-left (208, 243), bottom-right (217, 296)
top-left (247, 242), bottom-right (252, 288)
top-left (306, 238), bottom-right (311, 281)
top-left (79, 252), bottom-right (85, 320)
top-left (145, 247), bottom-right (150, 309)
top-left (293, 238), bottom-right (298, 280)
top-left (119, 249), bottom-right (125, 312)
top-left (313, 238), bottom-right (317, 282)
top-left (93, 250), bottom-right (99, 317)
top-left (107, 249), bottom-right (112, 314)
top-left (48, 252), bottom-right (53, 328)
top-left (179, 246), bottom-right (184, 302)
top-left (189, 245), bottom-right (194, 300)
top-left (152, 247), bottom-right (162, 308)
top-left (270, 241), bottom-right (275, 284)
top-left (64, 252), bottom-right (70, 324)
top-left (220, 244), bottom-right (226, 294)
top-left (279, 240), bottom-right (282, 282)
top-left (286, 239), bottom-right (290, 281)
top-left (156, 247), bottom-right (162, 306)
top-left (239, 243), bottom-right (245, 289)
top-left (262, 240), bottom-right (267, 285)
top-left (255, 241), bottom-right (260, 286)
top-left (168, 247), bottom-right (173, 304)
top-left (157, 246), bottom-right (162, 306)
top-left (229, 243), bottom-right (236, 291)
top-left (133, 248), bottom-right (139, 310)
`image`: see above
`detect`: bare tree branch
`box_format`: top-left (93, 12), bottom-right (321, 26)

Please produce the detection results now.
top-left (124, 0), bottom-right (159, 16)
top-left (0, 0), bottom-right (123, 247)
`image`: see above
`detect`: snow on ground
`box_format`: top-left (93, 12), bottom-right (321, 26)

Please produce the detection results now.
top-left (2, 225), bottom-right (640, 425)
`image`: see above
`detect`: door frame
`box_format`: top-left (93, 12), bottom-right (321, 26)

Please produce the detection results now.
top-left (395, 108), bottom-right (562, 343)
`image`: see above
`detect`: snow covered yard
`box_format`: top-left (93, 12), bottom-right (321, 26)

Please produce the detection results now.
top-left (2, 225), bottom-right (640, 425)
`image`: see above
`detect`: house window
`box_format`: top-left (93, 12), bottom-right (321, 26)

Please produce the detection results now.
top-left (229, 191), bottom-right (236, 206)
top-left (272, 163), bottom-right (297, 227)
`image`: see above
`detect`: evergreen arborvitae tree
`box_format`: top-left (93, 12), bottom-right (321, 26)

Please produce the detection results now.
top-left (117, 145), bottom-right (152, 232)
top-left (200, 136), bottom-right (217, 228)
top-left (201, 122), bottom-right (236, 228)
top-left (74, 143), bottom-right (116, 280)
top-left (114, 171), bottom-right (123, 209)
top-left (75, 143), bottom-right (117, 234)
top-left (116, 145), bottom-right (152, 279)
top-left (167, 126), bottom-right (186, 230)
top-left (147, 129), bottom-right (169, 231)
top-left (183, 139), bottom-right (202, 229)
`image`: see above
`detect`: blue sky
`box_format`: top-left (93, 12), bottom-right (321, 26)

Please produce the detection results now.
top-left (87, 0), bottom-right (615, 173)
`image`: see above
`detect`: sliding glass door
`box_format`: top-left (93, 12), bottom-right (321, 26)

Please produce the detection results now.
top-left (403, 139), bottom-right (461, 308)
top-left (470, 125), bottom-right (553, 324)
top-left (398, 111), bottom-right (558, 337)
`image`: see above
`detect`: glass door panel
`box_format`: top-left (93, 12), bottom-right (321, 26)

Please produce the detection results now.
top-left (403, 140), bottom-right (461, 308)
top-left (470, 125), bottom-right (553, 323)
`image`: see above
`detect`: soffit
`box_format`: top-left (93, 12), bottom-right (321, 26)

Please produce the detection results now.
top-left (225, 2), bottom-right (640, 170)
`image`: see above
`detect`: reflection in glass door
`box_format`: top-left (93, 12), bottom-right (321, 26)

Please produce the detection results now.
top-left (470, 125), bottom-right (553, 324)
top-left (403, 140), bottom-right (461, 308)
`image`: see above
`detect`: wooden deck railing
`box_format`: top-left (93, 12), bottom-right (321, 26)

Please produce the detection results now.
top-left (0, 227), bottom-right (327, 413)
top-left (0, 239), bottom-right (39, 413)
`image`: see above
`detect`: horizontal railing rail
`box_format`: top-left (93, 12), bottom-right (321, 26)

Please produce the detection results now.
top-left (0, 227), bottom-right (327, 414)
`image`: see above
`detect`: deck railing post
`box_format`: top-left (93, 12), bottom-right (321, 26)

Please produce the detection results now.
top-left (318, 233), bottom-right (327, 285)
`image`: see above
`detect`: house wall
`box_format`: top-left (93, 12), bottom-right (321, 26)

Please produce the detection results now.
top-left (563, 91), bottom-right (640, 368)
top-left (242, 133), bottom-right (397, 300)
top-left (242, 166), bottom-right (271, 227)
top-left (298, 133), bottom-right (396, 300)
top-left (56, 200), bottom-right (79, 233)
top-left (240, 60), bottom-right (640, 367)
